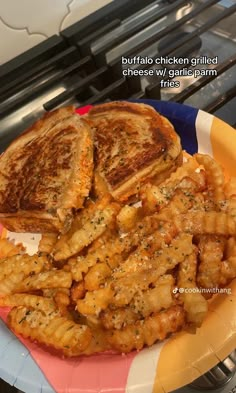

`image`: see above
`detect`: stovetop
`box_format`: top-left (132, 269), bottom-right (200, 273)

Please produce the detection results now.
top-left (0, 0), bottom-right (235, 153)
top-left (0, 1), bottom-right (236, 392)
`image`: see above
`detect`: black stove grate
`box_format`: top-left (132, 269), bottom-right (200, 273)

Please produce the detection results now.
top-left (204, 85), bottom-right (236, 113)
top-left (170, 54), bottom-right (236, 104)
top-left (0, 0), bottom-right (235, 131)
top-left (92, 0), bottom-right (190, 66)
top-left (109, 0), bottom-right (221, 62)
top-left (60, 0), bottom-right (156, 44)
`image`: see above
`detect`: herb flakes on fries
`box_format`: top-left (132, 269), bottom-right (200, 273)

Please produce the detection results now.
top-left (1, 152), bottom-right (236, 357)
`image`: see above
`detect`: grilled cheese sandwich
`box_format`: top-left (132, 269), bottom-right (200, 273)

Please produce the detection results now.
top-left (86, 101), bottom-right (182, 201)
top-left (0, 101), bottom-right (182, 233)
top-left (0, 107), bottom-right (93, 233)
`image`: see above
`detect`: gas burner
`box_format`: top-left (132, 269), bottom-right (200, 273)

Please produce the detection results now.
top-left (190, 350), bottom-right (236, 390)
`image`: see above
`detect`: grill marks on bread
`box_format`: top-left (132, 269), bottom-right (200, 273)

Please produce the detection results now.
top-left (0, 107), bottom-right (93, 233)
top-left (87, 102), bottom-right (182, 200)
top-left (94, 117), bottom-right (169, 188)
top-left (0, 101), bottom-right (182, 232)
top-left (3, 126), bottom-right (76, 213)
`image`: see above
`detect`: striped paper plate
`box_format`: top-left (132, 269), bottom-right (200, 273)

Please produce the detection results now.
top-left (0, 100), bottom-right (236, 393)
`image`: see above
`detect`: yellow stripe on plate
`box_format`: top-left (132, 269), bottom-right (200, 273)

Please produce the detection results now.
top-left (154, 280), bottom-right (236, 392)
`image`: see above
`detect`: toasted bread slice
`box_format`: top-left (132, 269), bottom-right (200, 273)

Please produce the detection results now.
top-left (86, 101), bottom-right (182, 201)
top-left (0, 107), bottom-right (93, 233)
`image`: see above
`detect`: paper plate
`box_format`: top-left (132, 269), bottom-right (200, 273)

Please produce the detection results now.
top-left (0, 100), bottom-right (236, 393)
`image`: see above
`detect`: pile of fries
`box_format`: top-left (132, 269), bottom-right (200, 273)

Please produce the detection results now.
top-left (1, 152), bottom-right (236, 356)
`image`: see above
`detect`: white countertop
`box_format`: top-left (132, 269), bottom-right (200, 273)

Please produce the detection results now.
top-left (0, 0), bottom-right (112, 65)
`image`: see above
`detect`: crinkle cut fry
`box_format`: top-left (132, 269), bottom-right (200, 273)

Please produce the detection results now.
top-left (84, 262), bottom-right (112, 291)
top-left (116, 204), bottom-right (141, 233)
top-left (113, 233), bottom-right (193, 280)
top-left (52, 202), bottom-right (120, 261)
top-left (84, 221), bottom-right (176, 291)
top-left (77, 234), bottom-right (193, 315)
top-left (223, 176), bottom-right (236, 216)
top-left (70, 281), bottom-right (86, 302)
top-left (100, 275), bottom-right (175, 330)
top-left (140, 165), bottom-right (205, 215)
top-left (0, 294), bottom-right (57, 314)
top-left (76, 286), bottom-right (114, 316)
top-left (3, 149), bottom-right (236, 358)
top-left (0, 255), bottom-right (50, 296)
top-left (197, 235), bottom-right (225, 290)
top-left (225, 237), bottom-right (236, 259)
top-left (170, 211), bottom-right (236, 236)
top-left (82, 327), bottom-right (112, 355)
top-left (38, 233), bottom-right (58, 254)
top-left (107, 305), bottom-right (185, 353)
top-left (68, 231), bottom-right (122, 282)
top-left (163, 154), bottom-right (199, 186)
top-left (140, 156), bottom-right (199, 210)
top-left (226, 197), bottom-right (236, 218)
top-left (81, 224), bottom-right (175, 302)
top-left (0, 254), bottom-right (50, 281)
top-left (178, 250), bottom-right (208, 326)
top-left (54, 194), bottom-right (112, 250)
top-left (8, 306), bottom-right (92, 357)
top-left (220, 257), bottom-right (236, 285)
top-left (0, 238), bottom-right (25, 258)
top-left (100, 307), bottom-right (138, 330)
top-left (131, 274), bottom-right (175, 318)
top-left (140, 183), bottom-right (170, 214)
top-left (0, 272), bottom-right (25, 296)
top-left (42, 287), bottom-right (70, 298)
top-left (220, 238), bottom-right (236, 284)
top-left (194, 153), bottom-right (225, 202)
top-left (111, 234), bottom-right (193, 308)
top-left (14, 270), bottom-right (72, 292)
top-left (68, 214), bottom-right (177, 282)
top-left (155, 190), bottom-right (203, 222)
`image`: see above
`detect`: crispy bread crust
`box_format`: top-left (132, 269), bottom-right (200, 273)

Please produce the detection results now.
top-left (0, 215), bottom-right (61, 233)
top-left (0, 101), bottom-right (182, 231)
top-left (0, 107), bottom-right (93, 233)
top-left (87, 101), bottom-right (182, 200)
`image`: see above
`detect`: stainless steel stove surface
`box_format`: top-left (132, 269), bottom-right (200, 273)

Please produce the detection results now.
top-left (0, 0), bottom-right (236, 392)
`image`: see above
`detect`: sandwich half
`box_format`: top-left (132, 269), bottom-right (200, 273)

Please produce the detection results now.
top-left (0, 107), bottom-right (93, 233)
top-left (86, 101), bottom-right (182, 201)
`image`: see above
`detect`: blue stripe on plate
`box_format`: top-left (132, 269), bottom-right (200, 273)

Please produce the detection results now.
top-left (0, 319), bottom-right (54, 393)
top-left (14, 354), bottom-right (55, 393)
top-left (129, 99), bottom-right (199, 155)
